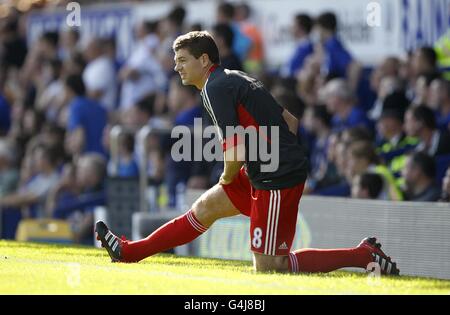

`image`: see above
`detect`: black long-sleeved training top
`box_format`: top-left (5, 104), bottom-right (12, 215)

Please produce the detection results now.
top-left (200, 65), bottom-right (308, 190)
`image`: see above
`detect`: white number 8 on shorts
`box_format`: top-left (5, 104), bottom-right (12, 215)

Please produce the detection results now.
top-left (252, 227), bottom-right (263, 248)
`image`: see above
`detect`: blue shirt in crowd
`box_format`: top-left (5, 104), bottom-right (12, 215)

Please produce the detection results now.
top-left (0, 94), bottom-right (11, 135)
top-left (436, 111), bottom-right (450, 131)
top-left (117, 158), bottom-right (139, 178)
top-left (323, 35), bottom-right (353, 78)
top-left (67, 96), bottom-right (107, 156)
top-left (231, 22), bottom-right (252, 62)
top-left (283, 38), bottom-right (314, 78)
top-left (332, 107), bottom-right (372, 133)
top-left (166, 105), bottom-right (203, 208)
top-left (174, 105), bottom-right (203, 126)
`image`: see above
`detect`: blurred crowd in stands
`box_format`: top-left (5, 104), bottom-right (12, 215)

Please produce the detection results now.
top-left (0, 2), bottom-right (450, 244)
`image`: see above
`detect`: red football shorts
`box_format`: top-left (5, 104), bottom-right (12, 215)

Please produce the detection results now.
top-left (221, 167), bottom-right (305, 256)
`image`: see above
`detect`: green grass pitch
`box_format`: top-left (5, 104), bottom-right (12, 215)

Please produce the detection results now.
top-left (1, 240), bottom-right (450, 294)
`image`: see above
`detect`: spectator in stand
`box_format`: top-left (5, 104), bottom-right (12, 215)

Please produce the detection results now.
top-left (59, 28), bottom-right (80, 61)
top-left (0, 18), bottom-right (27, 87)
top-left (402, 152), bottom-right (441, 202)
top-left (351, 172), bottom-right (384, 200)
top-left (216, 2), bottom-right (252, 63)
top-left (322, 78), bottom-right (371, 132)
top-left (411, 46), bottom-right (440, 78)
top-left (212, 23), bottom-right (243, 71)
top-left (346, 140), bottom-right (402, 200)
top-left (427, 78), bottom-right (450, 132)
top-left (281, 13), bottom-right (314, 79)
top-left (47, 153), bottom-right (107, 244)
top-left (20, 31), bottom-right (58, 89)
top-left (64, 74), bottom-right (107, 157)
top-left (121, 94), bottom-right (163, 129)
top-left (107, 133), bottom-right (139, 178)
top-left (412, 72), bottom-right (441, 107)
top-left (62, 51), bottom-right (86, 76)
top-left (1, 143), bottom-right (61, 239)
top-left (373, 91), bottom-right (410, 143)
top-left (404, 105), bottom-right (450, 157)
top-left (314, 12), bottom-right (362, 91)
top-left (157, 5), bottom-right (186, 77)
top-left (165, 76), bottom-right (203, 208)
top-left (0, 140), bottom-right (19, 198)
top-left (119, 20), bottom-right (167, 112)
top-left (296, 54), bottom-right (322, 107)
top-left (368, 76), bottom-right (404, 121)
top-left (302, 105), bottom-right (337, 192)
top-left (341, 126), bottom-right (374, 145)
top-left (376, 108), bottom-right (418, 186)
top-left (35, 58), bottom-right (66, 122)
top-left (0, 91), bottom-right (11, 136)
top-left (82, 37), bottom-right (117, 111)
top-left (314, 132), bottom-right (351, 197)
top-left (0, 143), bottom-right (60, 213)
top-left (370, 56), bottom-right (401, 95)
top-left (234, 2), bottom-right (264, 74)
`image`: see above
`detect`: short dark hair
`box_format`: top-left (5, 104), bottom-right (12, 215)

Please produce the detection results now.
top-left (65, 74), bottom-right (85, 96)
top-left (295, 14), bottom-right (313, 34)
top-left (316, 12), bottom-right (338, 32)
top-left (410, 152), bottom-right (436, 179)
top-left (40, 31), bottom-right (59, 47)
top-left (411, 105), bottom-right (436, 130)
top-left (213, 23), bottom-right (234, 49)
top-left (142, 20), bottom-right (159, 34)
top-left (380, 108), bottom-right (405, 123)
top-left (312, 105), bottom-right (332, 127)
top-left (167, 5), bottom-right (186, 27)
top-left (359, 172), bottom-right (384, 199)
top-left (237, 3), bottom-right (251, 19)
top-left (136, 94), bottom-right (156, 117)
top-left (173, 31), bottom-right (220, 64)
top-left (218, 2), bottom-right (235, 19)
top-left (382, 91), bottom-right (409, 117)
top-left (418, 46), bottom-right (438, 68)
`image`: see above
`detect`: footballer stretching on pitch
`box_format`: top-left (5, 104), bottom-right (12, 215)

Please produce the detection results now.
top-left (95, 31), bottom-right (399, 275)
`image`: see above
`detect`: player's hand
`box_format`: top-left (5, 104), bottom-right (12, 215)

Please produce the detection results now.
top-left (219, 173), bottom-right (233, 185)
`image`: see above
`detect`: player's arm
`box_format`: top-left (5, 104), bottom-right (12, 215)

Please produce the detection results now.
top-left (220, 142), bottom-right (245, 185)
top-left (282, 109), bottom-right (299, 136)
top-left (205, 84), bottom-right (243, 185)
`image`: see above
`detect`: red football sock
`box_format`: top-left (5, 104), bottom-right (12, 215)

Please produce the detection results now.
top-left (121, 209), bottom-right (208, 262)
top-left (288, 247), bottom-right (372, 273)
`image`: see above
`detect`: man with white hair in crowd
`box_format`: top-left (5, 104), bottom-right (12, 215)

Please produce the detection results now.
top-left (322, 78), bottom-right (371, 132)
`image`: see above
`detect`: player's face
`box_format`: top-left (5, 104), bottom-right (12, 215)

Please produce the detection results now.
top-left (174, 48), bottom-right (204, 88)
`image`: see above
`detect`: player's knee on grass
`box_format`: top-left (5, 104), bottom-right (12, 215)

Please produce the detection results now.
top-left (253, 253), bottom-right (289, 272)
